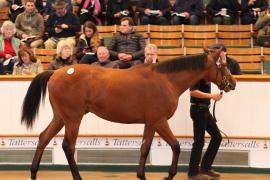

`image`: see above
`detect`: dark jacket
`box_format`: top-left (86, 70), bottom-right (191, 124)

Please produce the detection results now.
top-left (0, 63), bottom-right (4, 75)
top-left (76, 34), bottom-right (101, 61)
top-left (48, 56), bottom-right (74, 70)
top-left (137, 0), bottom-right (171, 17)
top-left (227, 56), bottom-right (241, 75)
top-left (108, 30), bottom-right (146, 60)
top-left (241, 0), bottom-right (268, 14)
top-left (92, 61), bottom-right (119, 68)
top-left (172, 0), bottom-right (203, 16)
top-left (106, 0), bottom-right (134, 24)
top-left (46, 11), bottom-right (81, 38)
top-left (255, 10), bottom-right (270, 37)
top-left (206, 0), bottom-right (241, 17)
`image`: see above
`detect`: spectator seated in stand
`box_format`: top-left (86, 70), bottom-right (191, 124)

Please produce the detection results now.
top-left (144, 43), bottom-right (158, 64)
top-left (137, 0), bottom-right (171, 25)
top-left (206, 0), bottom-right (241, 25)
top-left (170, 0), bottom-right (203, 25)
top-left (108, 17), bottom-right (146, 69)
top-left (43, 0), bottom-right (72, 22)
top-left (8, 0), bottom-right (44, 22)
top-left (241, 0), bottom-right (268, 25)
top-left (0, 20), bottom-right (23, 74)
top-left (44, 0), bottom-right (80, 49)
top-left (92, 46), bottom-right (119, 68)
top-left (48, 42), bottom-right (75, 70)
top-left (255, 6), bottom-right (270, 46)
top-left (77, 21), bottom-right (101, 64)
top-left (12, 47), bottom-right (43, 75)
top-left (77, 0), bottom-right (103, 25)
top-left (15, 0), bottom-right (44, 48)
top-left (106, 0), bottom-right (134, 25)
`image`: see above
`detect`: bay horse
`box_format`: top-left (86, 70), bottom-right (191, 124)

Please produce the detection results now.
top-left (21, 48), bottom-right (236, 180)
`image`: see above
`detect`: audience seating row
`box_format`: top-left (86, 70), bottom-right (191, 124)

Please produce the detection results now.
top-left (97, 24), bottom-right (255, 48)
top-left (158, 47), bottom-right (270, 75)
top-left (31, 47), bottom-right (270, 75)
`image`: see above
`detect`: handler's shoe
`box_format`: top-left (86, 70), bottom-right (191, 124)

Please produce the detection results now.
top-left (188, 173), bottom-right (209, 180)
top-left (200, 169), bottom-right (220, 179)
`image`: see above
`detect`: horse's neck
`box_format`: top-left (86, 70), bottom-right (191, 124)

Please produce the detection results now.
top-left (166, 69), bottom-right (208, 96)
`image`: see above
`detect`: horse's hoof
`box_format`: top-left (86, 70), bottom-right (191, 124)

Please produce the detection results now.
top-left (28, 178), bottom-right (35, 180)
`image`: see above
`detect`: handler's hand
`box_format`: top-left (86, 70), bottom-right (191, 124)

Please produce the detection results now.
top-left (211, 93), bottom-right (223, 101)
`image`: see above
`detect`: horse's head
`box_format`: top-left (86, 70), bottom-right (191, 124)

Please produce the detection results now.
top-left (204, 48), bottom-right (236, 92)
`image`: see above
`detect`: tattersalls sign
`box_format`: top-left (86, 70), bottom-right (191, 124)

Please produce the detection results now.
top-left (1, 137), bottom-right (267, 150)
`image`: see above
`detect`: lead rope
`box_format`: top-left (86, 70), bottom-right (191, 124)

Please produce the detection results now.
top-left (213, 90), bottom-right (230, 143)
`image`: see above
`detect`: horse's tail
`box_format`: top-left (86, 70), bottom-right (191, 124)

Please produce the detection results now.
top-left (21, 71), bottom-right (54, 129)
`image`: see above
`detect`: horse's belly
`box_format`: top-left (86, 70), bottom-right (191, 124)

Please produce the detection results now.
top-left (91, 109), bottom-right (145, 124)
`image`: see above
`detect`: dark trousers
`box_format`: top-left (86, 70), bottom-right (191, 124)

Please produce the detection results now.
top-left (171, 15), bottom-right (200, 25)
top-left (140, 15), bottom-right (168, 25)
top-left (188, 105), bottom-right (222, 176)
top-left (79, 54), bottom-right (97, 64)
top-left (114, 59), bottom-right (143, 69)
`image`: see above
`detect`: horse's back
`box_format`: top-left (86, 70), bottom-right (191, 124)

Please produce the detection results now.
top-left (47, 64), bottom-right (178, 124)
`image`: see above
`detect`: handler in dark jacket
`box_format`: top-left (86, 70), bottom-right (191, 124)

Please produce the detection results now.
top-left (210, 43), bottom-right (242, 75)
top-left (137, 0), bottom-right (171, 25)
top-left (108, 17), bottom-right (146, 69)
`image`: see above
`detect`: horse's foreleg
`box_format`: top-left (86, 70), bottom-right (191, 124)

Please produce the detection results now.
top-left (137, 125), bottom-right (155, 180)
top-left (62, 121), bottom-right (82, 180)
top-left (30, 116), bottom-right (64, 180)
top-left (155, 120), bottom-right (180, 180)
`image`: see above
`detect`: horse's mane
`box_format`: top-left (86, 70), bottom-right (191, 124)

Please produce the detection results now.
top-left (152, 53), bottom-right (207, 73)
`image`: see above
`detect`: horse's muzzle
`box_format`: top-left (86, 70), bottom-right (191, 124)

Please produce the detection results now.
top-left (223, 81), bottom-right (236, 92)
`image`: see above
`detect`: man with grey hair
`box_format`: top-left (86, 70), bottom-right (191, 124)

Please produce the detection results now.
top-left (92, 46), bottom-right (119, 68)
top-left (144, 43), bottom-right (158, 64)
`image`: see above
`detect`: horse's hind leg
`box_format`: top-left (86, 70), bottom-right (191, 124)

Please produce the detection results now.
top-left (137, 125), bottom-right (155, 180)
top-left (154, 120), bottom-right (180, 180)
top-left (30, 114), bottom-right (64, 180)
top-left (62, 120), bottom-right (82, 180)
